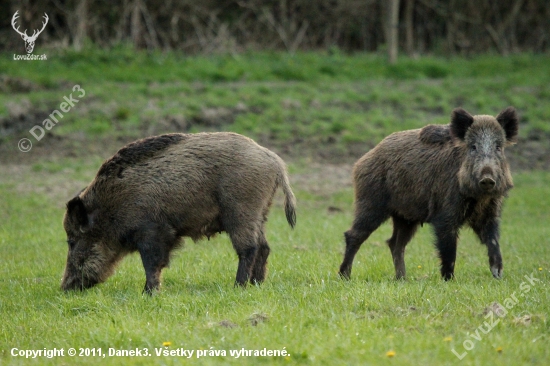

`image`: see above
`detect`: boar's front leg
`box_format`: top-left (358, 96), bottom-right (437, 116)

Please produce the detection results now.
top-left (135, 223), bottom-right (178, 294)
top-left (471, 218), bottom-right (503, 279)
top-left (433, 221), bottom-right (459, 281)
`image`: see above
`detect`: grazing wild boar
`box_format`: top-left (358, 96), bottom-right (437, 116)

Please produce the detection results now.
top-left (339, 107), bottom-right (518, 281)
top-left (61, 132), bottom-right (296, 294)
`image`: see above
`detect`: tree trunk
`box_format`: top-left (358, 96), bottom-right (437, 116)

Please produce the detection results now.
top-left (131, 0), bottom-right (142, 48)
top-left (73, 0), bottom-right (88, 51)
top-left (388, 0), bottom-right (400, 64)
top-left (445, 0), bottom-right (456, 56)
top-left (404, 0), bottom-right (414, 56)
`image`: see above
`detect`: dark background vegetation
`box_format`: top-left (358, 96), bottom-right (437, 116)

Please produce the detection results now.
top-left (1, 3), bottom-right (549, 365)
top-left (1, 0), bottom-right (549, 55)
top-left (1, 0), bottom-right (549, 169)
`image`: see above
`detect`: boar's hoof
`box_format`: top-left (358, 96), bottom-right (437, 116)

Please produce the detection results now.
top-left (338, 270), bottom-right (351, 280)
top-left (143, 283), bottom-right (160, 296)
top-left (491, 266), bottom-right (503, 279)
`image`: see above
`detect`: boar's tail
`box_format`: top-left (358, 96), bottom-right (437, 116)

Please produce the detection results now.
top-left (278, 169), bottom-right (296, 229)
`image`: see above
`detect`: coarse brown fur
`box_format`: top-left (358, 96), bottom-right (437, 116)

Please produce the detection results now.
top-left (61, 132), bottom-right (296, 294)
top-left (339, 107), bottom-right (518, 281)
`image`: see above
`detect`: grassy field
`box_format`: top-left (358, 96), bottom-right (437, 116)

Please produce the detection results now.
top-left (1, 49), bottom-right (549, 365)
top-left (2, 49), bottom-right (550, 166)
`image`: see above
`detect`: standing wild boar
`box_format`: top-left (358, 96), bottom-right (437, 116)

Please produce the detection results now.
top-left (339, 107), bottom-right (518, 281)
top-left (61, 132), bottom-right (296, 294)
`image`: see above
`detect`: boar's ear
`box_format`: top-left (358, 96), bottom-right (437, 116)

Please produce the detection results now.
top-left (450, 108), bottom-right (474, 141)
top-left (66, 196), bottom-right (94, 232)
top-left (496, 106), bottom-right (519, 144)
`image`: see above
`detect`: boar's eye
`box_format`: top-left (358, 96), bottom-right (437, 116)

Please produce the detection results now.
top-left (496, 144), bottom-right (502, 152)
top-left (470, 144), bottom-right (477, 152)
top-left (67, 239), bottom-right (76, 249)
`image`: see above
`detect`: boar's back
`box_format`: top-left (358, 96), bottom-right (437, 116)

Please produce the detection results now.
top-left (97, 134), bottom-right (188, 179)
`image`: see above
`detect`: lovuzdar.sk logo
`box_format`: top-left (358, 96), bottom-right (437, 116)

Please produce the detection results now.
top-left (11, 10), bottom-right (48, 60)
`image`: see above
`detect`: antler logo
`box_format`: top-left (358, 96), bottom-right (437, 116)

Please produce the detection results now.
top-left (11, 11), bottom-right (49, 54)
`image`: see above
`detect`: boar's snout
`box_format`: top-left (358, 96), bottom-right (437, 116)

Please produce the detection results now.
top-left (479, 176), bottom-right (496, 191)
top-left (61, 277), bottom-right (84, 292)
top-left (477, 165), bottom-right (498, 193)
top-left (61, 266), bottom-right (99, 292)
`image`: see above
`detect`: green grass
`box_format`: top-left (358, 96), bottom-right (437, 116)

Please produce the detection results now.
top-left (1, 49), bottom-right (549, 364)
top-left (0, 164), bottom-right (548, 365)
top-left (2, 47), bottom-right (549, 84)
top-left (2, 49), bottom-right (550, 151)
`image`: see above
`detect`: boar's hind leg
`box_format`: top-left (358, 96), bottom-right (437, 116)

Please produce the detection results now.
top-left (227, 226), bottom-right (259, 287)
top-left (339, 203), bottom-right (389, 279)
top-left (387, 216), bottom-right (418, 280)
top-left (433, 222), bottom-right (459, 281)
top-left (250, 229), bottom-right (270, 284)
top-left (136, 223), bottom-right (179, 294)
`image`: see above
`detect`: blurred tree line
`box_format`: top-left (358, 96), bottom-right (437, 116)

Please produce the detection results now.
top-left (2, 0), bottom-right (549, 57)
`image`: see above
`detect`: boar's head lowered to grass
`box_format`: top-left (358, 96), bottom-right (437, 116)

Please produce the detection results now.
top-left (61, 132), bottom-right (296, 294)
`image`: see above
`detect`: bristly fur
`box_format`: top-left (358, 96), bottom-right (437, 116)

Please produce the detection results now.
top-left (419, 124), bottom-right (452, 145)
top-left (97, 134), bottom-right (187, 178)
top-left (61, 132), bottom-right (296, 294)
top-left (339, 107), bottom-right (518, 282)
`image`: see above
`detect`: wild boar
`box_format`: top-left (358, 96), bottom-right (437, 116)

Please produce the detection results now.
top-left (61, 132), bottom-right (296, 294)
top-left (339, 107), bottom-right (518, 280)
